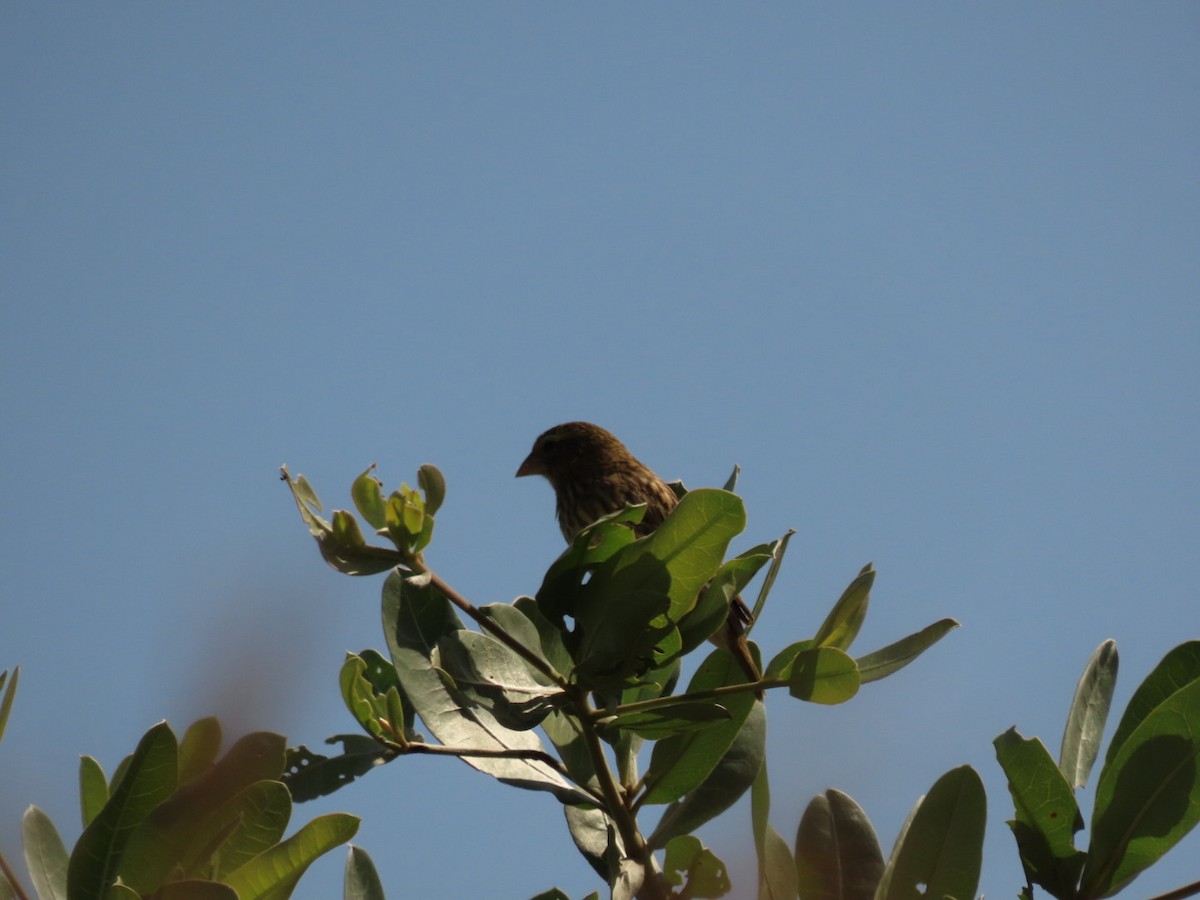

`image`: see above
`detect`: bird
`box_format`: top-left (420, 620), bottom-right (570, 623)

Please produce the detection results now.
top-left (516, 421), bottom-right (762, 696)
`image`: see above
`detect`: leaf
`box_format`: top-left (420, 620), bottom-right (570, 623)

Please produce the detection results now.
top-left (281, 738), bottom-right (392, 802)
top-left (382, 572), bottom-right (590, 804)
top-left (788, 647), bottom-right (859, 705)
top-left (993, 728), bottom-right (1085, 896)
top-left (79, 756), bottom-right (109, 828)
top-left (417, 464), bottom-right (446, 517)
top-left (157, 882), bottom-right (238, 900)
top-left (351, 466), bottom-right (387, 530)
top-left (813, 565), bottom-right (873, 651)
top-left (23, 805), bottom-right (68, 900)
top-left (794, 790), bottom-right (884, 900)
top-left (1060, 639), bottom-right (1119, 790)
top-left (648, 700), bottom-right (766, 849)
top-left (1080, 641), bottom-right (1200, 897)
top-left (343, 845), bottom-right (386, 900)
top-left (875, 766), bottom-right (986, 900)
top-left (722, 464), bottom-right (740, 493)
top-left (752, 762), bottom-right (798, 900)
top-left (663, 835), bottom-right (732, 898)
top-left (642, 648), bottom-right (760, 805)
top-left (117, 731), bottom-right (288, 894)
top-left (855, 618), bottom-right (959, 684)
top-left (68, 722), bottom-right (179, 900)
top-left (602, 700), bottom-right (731, 740)
top-left (224, 813), bottom-right (359, 900)
top-left (564, 804), bottom-right (623, 882)
top-left (747, 529), bottom-right (794, 628)
top-left (0, 666), bottom-right (18, 743)
top-left (436, 629), bottom-right (562, 730)
top-left (178, 717), bottom-right (223, 785)
top-left (678, 544), bottom-right (774, 654)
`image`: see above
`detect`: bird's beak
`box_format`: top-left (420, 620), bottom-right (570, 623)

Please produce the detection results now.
top-left (516, 453), bottom-right (544, 478)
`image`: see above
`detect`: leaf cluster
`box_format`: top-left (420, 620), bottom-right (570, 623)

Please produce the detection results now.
top-left (0, 712), bottom-right (357, 900)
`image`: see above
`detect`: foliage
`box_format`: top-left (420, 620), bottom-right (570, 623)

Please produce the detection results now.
top-left (0, 709), bottom-right (356, 900)
top-left (278, 464), bottom-right (965, 899)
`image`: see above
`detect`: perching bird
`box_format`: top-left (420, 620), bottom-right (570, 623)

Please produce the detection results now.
top-left (516, 421), bottom-right (762, 696)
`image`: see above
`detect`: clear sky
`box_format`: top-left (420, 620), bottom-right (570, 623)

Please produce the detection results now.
top-left (3, 5), bottom-right (1197, 898)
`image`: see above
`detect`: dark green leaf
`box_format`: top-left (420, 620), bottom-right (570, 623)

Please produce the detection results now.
top-left (993, 728), bottom-right (1085, 896)
top-left (68, 722), bottom-right (179, 900)
top-left (648, 700), bottom-right (766, 849)
top-left (794, 790), bottom-right (883, 900)
top-left (876, 765), bottom-right (985, 900)
top-left (813, 566), bottom-right (873, 651)
top-left (1060, 639), bottom-right (1118, 790)
top-left (855, 619), bottom-right (958, 684)
top-left (23, 805), bottom-right (68, 900)
top-left (282, 738), bottom-right (392, 802)
top-left (643, 648), bottom-right (760, 805)
top-left (1081, 641), bottom-right (1200, 897)
top-left (678, 545), bottom-right (773, 654)
top-left (602, 700), bottom-right (730, 740)
top-left (788, 647), bottom-right (859, 705)
top-left (344, 845), bottom-right (386, 900)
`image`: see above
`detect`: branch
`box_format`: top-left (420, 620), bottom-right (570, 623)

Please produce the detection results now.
top-left (0, 851), bottom-right (29, 900)
top-left (1146, 879), bottom-right (1200, 900)
top-left (591, 676), bottom-right (774, 721)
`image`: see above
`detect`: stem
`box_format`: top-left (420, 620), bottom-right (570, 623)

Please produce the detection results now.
top-left (1146, 879), bottom-right (1200, 900)
top-left (571, 689), bottom-right (672, 900)
top-left (591, 677), bottom-right (774, 720)
top-left (0, 851), bottom-right (29, 900)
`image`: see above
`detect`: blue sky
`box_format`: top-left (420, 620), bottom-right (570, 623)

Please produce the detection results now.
top-left (3, 5), bottom-right (1197, 898)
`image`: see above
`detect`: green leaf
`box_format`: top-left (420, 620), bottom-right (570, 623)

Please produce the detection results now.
top-left (744, 529), bottom-right (793, 629)
top-left (813, 565), bottom-right (873, 651)
top-left (534, 509), bottom-right (639, 625)
top-left (0, 666), bottom-right (18, 743)
top-left (351, 466), bottom-right (387, 530)
top-left (663, 835), bottom-right (731, 898)
top-left (282, 468), bottom-right (330, 537)
top-left (381, 572), bottom-right (590, 804)
top-left (281, 738), bottom-right (392, 802)
top-left (993, 728), bottom-right (1085, 896)
top-left (417, 464), bottom-right (446, 517)
top-left (642, 648), bottom-right (760, 805)
top-left (332, 509), bottom-right (368, 547)
top-left (788, 647), bottom-right (859, 705)
top-left (876, 765), bottom-right (986, 900)
top-left (1060, 639), bottom-right (1119, 790)
top-left (68, 722), bottom-right (179, 900)
top-left (196, 780), bottom-right (292, 880)
top-left (79, 756), bottom-right (109, 828)
top-left (753, 763), bottom-right (798, 900)
top-left (1080, 641), bottom-right (1200, 898)
top-left (678, 545), bottom-right (773, 654)
top-left (23, 805), bottom-right (68, 900)
top-left (343, 845), bottom-right (386, 900)
top-left (224, 813), bottom-right (359, 900)
top-left (573, 490), bottom-right (746, 685)
top-left (157, 882), bottom-right (238, 900)
top-left (648, 700), bottom-right (766, 849)
top-left (178, 717), bottom-right (223, 785)
top-left (794, 790), bottom-right (883, 900)
top-left (722, 464), bottom-right (740, 492)
top-left (436, 628), bottom-right (561, 730)
top-left (118, 731), bottom-right (288, 894)
top-left (855, 618), bottom-right (959, 684)
top-left (602, 700), bottom-right (730, 740)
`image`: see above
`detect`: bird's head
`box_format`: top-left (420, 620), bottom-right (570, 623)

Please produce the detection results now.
top-left (516, 421), bottom-right (632, 486)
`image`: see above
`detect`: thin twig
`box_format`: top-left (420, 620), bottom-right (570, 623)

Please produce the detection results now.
top-left (590, 676), bottom-right (774, 720)
top-left (0, 851), bottom-right (30, 900)
top-left (1145, 878), bottom-right (1200, 900)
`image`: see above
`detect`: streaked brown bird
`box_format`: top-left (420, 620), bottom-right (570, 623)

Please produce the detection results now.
top-left (516, 421), bottom-right (762, 696)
